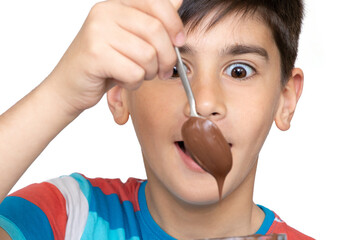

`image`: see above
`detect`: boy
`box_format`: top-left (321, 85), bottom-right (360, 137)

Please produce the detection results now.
top-left (0, 0), bottom-right (314, 239)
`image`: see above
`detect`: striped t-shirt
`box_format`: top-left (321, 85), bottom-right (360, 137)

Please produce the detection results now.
top-left (0, 173), bottom-right (314, 239)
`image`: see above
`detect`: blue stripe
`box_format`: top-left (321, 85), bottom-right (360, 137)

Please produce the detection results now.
top-left (90, 187), bottom-right (121, 229)
top-left (80, 211), bottom-right (140, 240)
top-left (89, 187), bottom-right (139, 230)
top-left (0, 215), bottom-right (26, 240)
top-left (0, 196), bottom-right (54, 240)
top-left (255, 205), bottom-right (275, 234)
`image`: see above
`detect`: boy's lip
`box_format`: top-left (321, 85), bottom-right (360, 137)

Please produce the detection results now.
top-left (175, 141), bottom-right (205, 172)
top-left (174, 141), bottom-right (233, 173)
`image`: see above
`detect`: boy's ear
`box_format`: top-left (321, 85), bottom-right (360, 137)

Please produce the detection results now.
top-left (274, 68), bottom-right (304, 131)
top-left (107, 85), bottom-right (130, 125)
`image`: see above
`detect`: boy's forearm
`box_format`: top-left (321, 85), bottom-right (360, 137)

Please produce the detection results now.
top-left (0, 76), bottom-right (79, 202)
top-left (0, 0), bottom-right (185, 203)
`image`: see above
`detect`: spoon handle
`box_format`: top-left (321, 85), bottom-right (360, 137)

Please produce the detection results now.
top-left (175, 47), bottom-right (199, 117)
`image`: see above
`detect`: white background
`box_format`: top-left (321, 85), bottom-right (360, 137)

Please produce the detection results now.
top-left (0, 0), bottom-right (359, 239)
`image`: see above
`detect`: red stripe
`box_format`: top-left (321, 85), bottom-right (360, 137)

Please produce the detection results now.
top-left (10, 182), bottom-right (67, 240)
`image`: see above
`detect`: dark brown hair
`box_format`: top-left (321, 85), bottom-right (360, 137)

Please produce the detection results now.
top-left (178, 0), bottom-right (304, 85)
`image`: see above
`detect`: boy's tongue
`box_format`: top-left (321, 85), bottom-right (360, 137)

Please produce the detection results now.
top-left (181, 117), bottom-right (232, 200)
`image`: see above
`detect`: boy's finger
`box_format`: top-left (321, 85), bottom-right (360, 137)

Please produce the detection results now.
top-left (120, 0), bottom-right (185, 46)
top-left (102, 47), bottom-right (145, 90)
top-left (113, 6), bottom-right (176, 79)
top-left (109, 25), bottom-right (159, 80)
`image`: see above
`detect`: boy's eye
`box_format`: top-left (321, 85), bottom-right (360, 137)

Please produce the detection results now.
top-left (171, 64), bottom-right (189, 78)
top-left (225, 63), bottom-right (255, 80)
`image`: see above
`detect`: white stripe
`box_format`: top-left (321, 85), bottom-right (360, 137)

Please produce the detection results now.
top-left (47, 176), bottom-right (89, 240)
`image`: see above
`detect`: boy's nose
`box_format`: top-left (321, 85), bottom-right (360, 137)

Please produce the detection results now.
top-left (184, 75), bottom-right (226, 121)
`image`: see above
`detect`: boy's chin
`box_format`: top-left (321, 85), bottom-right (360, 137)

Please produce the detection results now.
top-left (172, 186), bottom-right (224, 206)
top-left (179, 195), bottom-right (220, 206)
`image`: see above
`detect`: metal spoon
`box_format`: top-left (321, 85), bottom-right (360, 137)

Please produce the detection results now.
top-left (175, 47), bottom-right (200, 118)
top-left (175, 46), bottom-right (232, 200)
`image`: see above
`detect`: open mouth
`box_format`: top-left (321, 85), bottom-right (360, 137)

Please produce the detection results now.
top-left (177, 141), bottom-right (187, 153)
top-left (175, 141), bottom-right (232, 156)
top-left (175, 141), bottom-right (195, 161)
top-left (175, 141), bottom-right (232, 172)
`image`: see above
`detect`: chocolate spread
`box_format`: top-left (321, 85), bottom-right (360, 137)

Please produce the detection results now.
top-left (181, 117), bottom-right (232, 200)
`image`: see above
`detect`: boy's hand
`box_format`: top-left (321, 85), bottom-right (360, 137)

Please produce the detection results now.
top-left (48, 0), bottom-right (185, 116)
top-left (0, 0), bottom-right (184, 201)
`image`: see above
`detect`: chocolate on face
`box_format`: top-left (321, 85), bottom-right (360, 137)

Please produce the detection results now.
top-left (181, 117), bottom-right (232, 200)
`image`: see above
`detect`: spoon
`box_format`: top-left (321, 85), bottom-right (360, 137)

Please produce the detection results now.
top-left (175, 47), bottom-right (233, 200)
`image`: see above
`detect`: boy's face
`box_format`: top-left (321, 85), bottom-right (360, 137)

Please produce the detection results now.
top-left (123, 13), bottom-right (285, 204)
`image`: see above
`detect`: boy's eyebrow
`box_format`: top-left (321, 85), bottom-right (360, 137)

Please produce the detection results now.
top-left (179, 44), bottom-right (269, 61)
top-left (221, 44), bottom-right (269, 60)
top-left (178, 44), bottom-right (195, 54)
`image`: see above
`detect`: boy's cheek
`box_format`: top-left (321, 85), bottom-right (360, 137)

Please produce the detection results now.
top-left (127, 83), bottom-right (184, 131)
top-left (228, 97), bottom-right (278, 147)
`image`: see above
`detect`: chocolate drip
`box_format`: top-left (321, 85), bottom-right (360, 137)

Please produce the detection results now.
top-left (181, 117), bottom-right (232, 200)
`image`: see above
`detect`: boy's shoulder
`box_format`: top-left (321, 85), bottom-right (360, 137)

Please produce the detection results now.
top-left (47, 173), bottom-right (147, 217)
top-left (11, 173), bottom-right (145, 209)
top-left (0, 173), bottom-right (147, 240)
top-left (267, 211), bottom-right (315, 240)
top-left (70, 173), bottom-right (145, 205)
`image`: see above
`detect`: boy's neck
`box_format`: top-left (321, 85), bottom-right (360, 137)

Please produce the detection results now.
top-left (145, 161), bottom-right (264, 239)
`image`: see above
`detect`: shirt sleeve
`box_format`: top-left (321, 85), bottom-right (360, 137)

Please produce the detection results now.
top-left (0, 181), bottom-right (68, 240)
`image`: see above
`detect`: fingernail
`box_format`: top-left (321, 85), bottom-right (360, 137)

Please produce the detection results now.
top-left (175, 31), bottom-right (186, 46)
